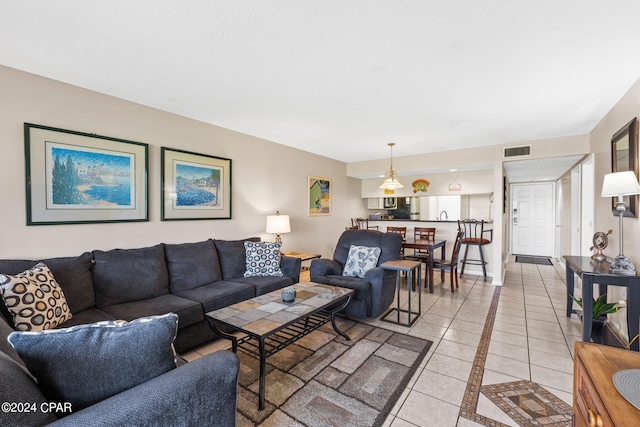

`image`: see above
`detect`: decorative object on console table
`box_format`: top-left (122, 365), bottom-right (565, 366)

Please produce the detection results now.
top-left (590, 230), bottom-right (612, 261)
top-left (308, 175), bottom-right (331, 216)
top-left (379, 143), bottom-right (403, 190)
top-left (161, 147), bottom-right (231, 220)
top-left (24, 123), bottom-right (149, 225)
top-left (265, 211), bottom-right (290, 243)
top-left (601, 171), bottom-right (640, 274)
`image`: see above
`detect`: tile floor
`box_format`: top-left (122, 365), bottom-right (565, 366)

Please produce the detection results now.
top-left (184, 258), bottom-right (585, 427)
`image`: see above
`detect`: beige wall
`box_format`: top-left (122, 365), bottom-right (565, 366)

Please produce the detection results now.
top-left (589, 77), bottom-right (640, 342)
top-left (0, 65), bottom-right (350, 259)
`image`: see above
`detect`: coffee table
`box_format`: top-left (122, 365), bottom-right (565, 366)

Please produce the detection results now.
top-left (205, 282), bottom-right (353, 410)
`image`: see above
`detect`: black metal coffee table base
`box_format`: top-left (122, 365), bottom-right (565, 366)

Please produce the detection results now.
top-left (207, 289), bottom-right (352, 410)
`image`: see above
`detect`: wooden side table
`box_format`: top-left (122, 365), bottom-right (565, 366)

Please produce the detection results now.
top-left (380, 260), bottom-right (422, 326)
top-left (574, 342), bottom-right (640, 427)
top-left (282, 251), bottom-right (321, 271)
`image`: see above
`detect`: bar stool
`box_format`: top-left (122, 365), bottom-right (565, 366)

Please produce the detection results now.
top-left (458, 219), bottom-right (492, 281)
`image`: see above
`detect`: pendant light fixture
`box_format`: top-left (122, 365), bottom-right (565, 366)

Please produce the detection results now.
top-left (379, 143), bottom-right (404, 190)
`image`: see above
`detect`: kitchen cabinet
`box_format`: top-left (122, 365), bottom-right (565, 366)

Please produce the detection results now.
top-left (367, 198), bottom-right (384, 209)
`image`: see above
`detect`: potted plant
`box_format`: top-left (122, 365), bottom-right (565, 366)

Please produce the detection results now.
top-left (571, 293), bottom-right (618, 330)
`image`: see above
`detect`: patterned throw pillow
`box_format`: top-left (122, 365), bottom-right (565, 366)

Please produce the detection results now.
top-left (342, 245), bottom-right (382, 278)
top-left (8, 313), bottom-right (178, 412)
top-left (0, 263), bottom-right (72, 331)
top-left (244, 241), bottom-right (284, 277)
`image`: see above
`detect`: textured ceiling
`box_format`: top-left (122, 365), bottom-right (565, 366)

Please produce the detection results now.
top-left (2, 1), bottom-right (640, 164)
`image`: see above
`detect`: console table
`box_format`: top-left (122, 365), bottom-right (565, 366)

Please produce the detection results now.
top-left (564, 256), bottom-right (640, 351)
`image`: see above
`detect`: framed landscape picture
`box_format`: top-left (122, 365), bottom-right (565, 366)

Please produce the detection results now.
top-left (24, 123), bottom-right (148, 225)
top-left (161, 147), bottom-right (232, 220)
top-left (308, 175), bottom-right (331, 216)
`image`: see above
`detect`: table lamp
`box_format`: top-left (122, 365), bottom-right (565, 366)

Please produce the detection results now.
top-left (266, 211), bottom-right (290, 243)
top-left (601, 171), bottom-right (640, 275)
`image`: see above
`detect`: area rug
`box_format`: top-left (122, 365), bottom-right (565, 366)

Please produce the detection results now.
top-left (234, 318), bottom-right (433, 427)
top-left (514, 255), bottom-right (553, 266)
top-left (480, 380), bottom-right (573, 427)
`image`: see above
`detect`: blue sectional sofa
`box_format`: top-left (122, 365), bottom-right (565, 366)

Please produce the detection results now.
top-left (0, 237), bottom-right (301, 352)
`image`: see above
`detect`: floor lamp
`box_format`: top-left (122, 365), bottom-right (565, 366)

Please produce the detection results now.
top-left (601, 171), bottom-right (640, 275)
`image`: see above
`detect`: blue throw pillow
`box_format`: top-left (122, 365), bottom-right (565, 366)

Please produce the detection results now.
top-left (8, 313), bottom-right (178, 413)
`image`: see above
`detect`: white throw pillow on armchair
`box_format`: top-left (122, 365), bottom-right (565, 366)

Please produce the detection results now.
top-left (342, 245), bottom-right (381, 278)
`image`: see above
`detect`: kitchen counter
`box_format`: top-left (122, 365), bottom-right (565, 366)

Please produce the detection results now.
top-left (369, 218), bottom-right (492, 224)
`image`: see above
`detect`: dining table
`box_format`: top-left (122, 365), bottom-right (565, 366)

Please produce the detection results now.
top-left (402, 237), bottom-right (447, 293)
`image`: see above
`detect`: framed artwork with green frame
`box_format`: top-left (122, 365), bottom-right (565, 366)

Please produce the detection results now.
top-left (161, 147), bottom-right (232, 220)
top-left (24, 123), bottom-right (148, 225)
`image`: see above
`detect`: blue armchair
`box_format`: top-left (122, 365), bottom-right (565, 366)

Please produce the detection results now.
top-left (310, 229), bottom-right (403, 318)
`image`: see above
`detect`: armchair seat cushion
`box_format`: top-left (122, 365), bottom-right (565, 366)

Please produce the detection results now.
top-left (317, 275), bottom-right (371, 300)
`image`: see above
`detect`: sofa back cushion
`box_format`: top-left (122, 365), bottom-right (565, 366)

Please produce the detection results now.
top-left (92, 244), bottom-right (169, 308)
top-left (0, 252), bottom-right (94, 314)
top-left (214, 237), bottom-right (260, 280)
top-left (165, 239), bottom-right (223, 293)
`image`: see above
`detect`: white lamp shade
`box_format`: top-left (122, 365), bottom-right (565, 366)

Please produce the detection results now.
top-left (266, 214), bottom-right (291, 234)
top-left (601, 171), bottom-right (640, 197)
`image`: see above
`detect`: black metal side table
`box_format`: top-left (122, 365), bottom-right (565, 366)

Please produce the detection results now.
top-left (380, 260), bottom-right (422, 326)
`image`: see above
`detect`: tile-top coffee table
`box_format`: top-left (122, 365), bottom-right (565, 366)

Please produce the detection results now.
top-left (206, 282), bottom-right (353, 410)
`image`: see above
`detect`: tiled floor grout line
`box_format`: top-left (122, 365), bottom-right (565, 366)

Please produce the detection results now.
top-left (459, 285), bottom-right (513, 427)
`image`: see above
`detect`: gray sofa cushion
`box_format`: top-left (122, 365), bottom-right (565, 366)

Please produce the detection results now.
top-left (93, 244), bottom-right (169, 308)
top-left (0, 252), bottom-right (94, 314)
top-left (175, 280), bottom-right (255, 312)
top-left (57, 308), bottom-right (116, 328)
top-left (0, 351), bottom-right (58, 426)
top-left (164, 239), bottom-right (223, 293)
top-left (8, 313), bottom-right (178, 413)
top-left (229, 276), bottom-right (295, 296)
top-left (101, 294), bottom-right (203, 329)
top-left (214, 237), bottom-right (260, 280)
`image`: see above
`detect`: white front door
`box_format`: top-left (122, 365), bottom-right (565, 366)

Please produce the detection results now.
top-left (511, 183), bottom-right (555, 256)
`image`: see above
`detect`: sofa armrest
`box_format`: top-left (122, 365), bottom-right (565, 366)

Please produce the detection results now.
top-left (48, 350), bottom-right (239, 427)
top-left (281, 255), bottom-right (301, 283)
top-left (310, 258), bottom-right (343, 277)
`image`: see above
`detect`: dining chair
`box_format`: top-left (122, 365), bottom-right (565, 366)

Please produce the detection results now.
top-left (433, 230), bottom-right (465, 292)
top-left (386, 226), bottom-right (407, 257)
top-left (405, 227), bottom-right (435, 262)
top-left (457, 219), bottom-right (492, 281)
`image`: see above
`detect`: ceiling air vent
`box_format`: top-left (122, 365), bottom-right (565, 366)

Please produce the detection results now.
top-left (503, 145), bottom-right (531, 158)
